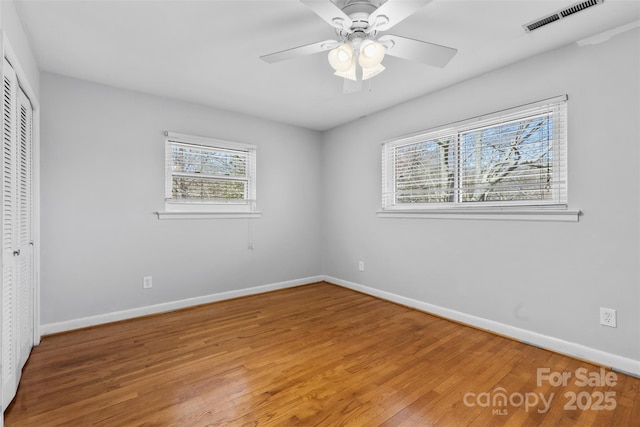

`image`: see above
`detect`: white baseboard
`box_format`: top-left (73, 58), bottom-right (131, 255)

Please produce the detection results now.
top-left (40, 275), bottom-right (325, 336)
top-left (324, 276), bottom-right (640, 378)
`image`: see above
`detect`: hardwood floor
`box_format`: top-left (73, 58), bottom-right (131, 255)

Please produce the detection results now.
top-left (5, 282), bottom-right (639, 426)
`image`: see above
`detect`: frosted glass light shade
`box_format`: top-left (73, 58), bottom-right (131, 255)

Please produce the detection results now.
top-left (334, 64), bottom-right (357, 81)
top-left (362, 63), bottom-right (385, 80)
top-left (358, 40), bottom-right (385, 69)
top-left (328, 43), bottom-right (354, 72)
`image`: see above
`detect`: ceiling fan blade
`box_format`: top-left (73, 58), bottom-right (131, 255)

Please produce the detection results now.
top-left (367, 0), bottom-right (433, 32)
top-left (260, 39), bottom-right (340, 63)
top-left (300, 0), bottom-right (353, 32)
top-left (379, 34), bottom-right (457, 68)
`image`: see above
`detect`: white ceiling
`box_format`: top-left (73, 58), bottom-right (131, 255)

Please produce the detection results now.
top-left (14, 0), bottom-right (640, 131)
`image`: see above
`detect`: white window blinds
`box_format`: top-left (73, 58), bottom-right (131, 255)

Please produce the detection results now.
top-left (165, 132), bottom-right (256, 212)
top-left (382, 96), bottom-right (568, 210)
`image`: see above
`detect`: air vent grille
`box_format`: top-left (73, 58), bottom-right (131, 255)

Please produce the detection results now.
top-left (560, 0), bottom-right (601, 17)
top-left (523, 0), bottom-right (604, 32)
top-left (526, 14), bottom-right (560, 32)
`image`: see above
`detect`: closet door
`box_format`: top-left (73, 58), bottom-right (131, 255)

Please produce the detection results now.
top-left (16, 87), bottom-right (33, 370)
top-left (1, 57), bottom-right (19, 410)
top-left (1, 58), bottom-right (34, 411)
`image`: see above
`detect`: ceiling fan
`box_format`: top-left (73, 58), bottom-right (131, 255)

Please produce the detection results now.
top-left (260, 0), bottom-right (457, 93)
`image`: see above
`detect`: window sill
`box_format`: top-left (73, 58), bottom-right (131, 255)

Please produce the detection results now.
top-left (376, 208), bottom-right (581, 222)
top-left (156, 211), bottom-right (262, 220)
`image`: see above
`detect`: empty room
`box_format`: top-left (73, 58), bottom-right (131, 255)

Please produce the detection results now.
top-left (1, 0), bottom-right (639, 425)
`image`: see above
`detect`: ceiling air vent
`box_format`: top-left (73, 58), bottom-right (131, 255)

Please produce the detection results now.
top-left (523, 0), bottom-right (604, 32)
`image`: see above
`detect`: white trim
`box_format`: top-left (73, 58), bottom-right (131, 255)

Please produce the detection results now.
top-left (31, 87), bottom-right (40, 346)
top-left (325, 276), bottom-right (640, 377)
top-left (40, 276), bottom-right (324, 335)
top-left (163, 200), bottom-right (255, 212)
top-left (156, 211), bottom-right (262, 220)
top-left (165, 131), bottom-right (256, 151)
top-left (377, 208), bottom-right (581, 222)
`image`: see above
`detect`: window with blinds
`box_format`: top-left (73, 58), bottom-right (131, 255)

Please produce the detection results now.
top-left (382, 96), bottom-right (567, 210)
top-left (165, 132), bottom-right (256, 212)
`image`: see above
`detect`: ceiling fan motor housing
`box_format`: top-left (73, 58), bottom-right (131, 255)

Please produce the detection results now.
top-left (350, 30), bottom-right (377, 45)
top-left (342, 0), bottom-right (380, 30)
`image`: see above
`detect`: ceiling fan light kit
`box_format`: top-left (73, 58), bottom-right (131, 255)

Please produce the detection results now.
top-left (260, 0), bottom-right (458, 92)
top-left (328, 38), bottom-right (385, 81)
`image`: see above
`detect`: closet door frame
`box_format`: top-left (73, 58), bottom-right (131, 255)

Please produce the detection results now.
top-left (0, 32), bottom-right (40, 414)
top-left (2, 33), bottom-right (39, 346)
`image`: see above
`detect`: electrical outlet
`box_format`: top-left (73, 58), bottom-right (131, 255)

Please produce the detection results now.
top-left (143, 276), bottom-right (153, 289)
top-left (600, 307), bottom-right (616, 328)
top-left (358, 261), bottom-right (365, 272)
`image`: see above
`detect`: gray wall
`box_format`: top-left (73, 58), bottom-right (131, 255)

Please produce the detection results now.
top-left (322, 29), bottom-right (640, 361)
top-left (40, 73), bottom-right (324, 324)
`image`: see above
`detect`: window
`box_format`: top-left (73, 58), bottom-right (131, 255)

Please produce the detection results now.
top-left (161, 132), bottom-right (258, 218)
top-left (381, 96), bottom-right (576, 220)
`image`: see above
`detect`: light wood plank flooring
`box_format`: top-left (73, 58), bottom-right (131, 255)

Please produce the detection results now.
top-left (5, 282), bottom-right (639, 426)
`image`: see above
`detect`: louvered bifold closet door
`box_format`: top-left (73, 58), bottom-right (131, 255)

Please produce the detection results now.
top-left (1, 57), bottom-right (19, 411)
top-left (16, 87), bottom-right (33, 370)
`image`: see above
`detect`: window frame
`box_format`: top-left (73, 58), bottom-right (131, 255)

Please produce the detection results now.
top-left (379, 96), bottom-right (580, 222)
top-left (158, 132), bottom-right (260, 219)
